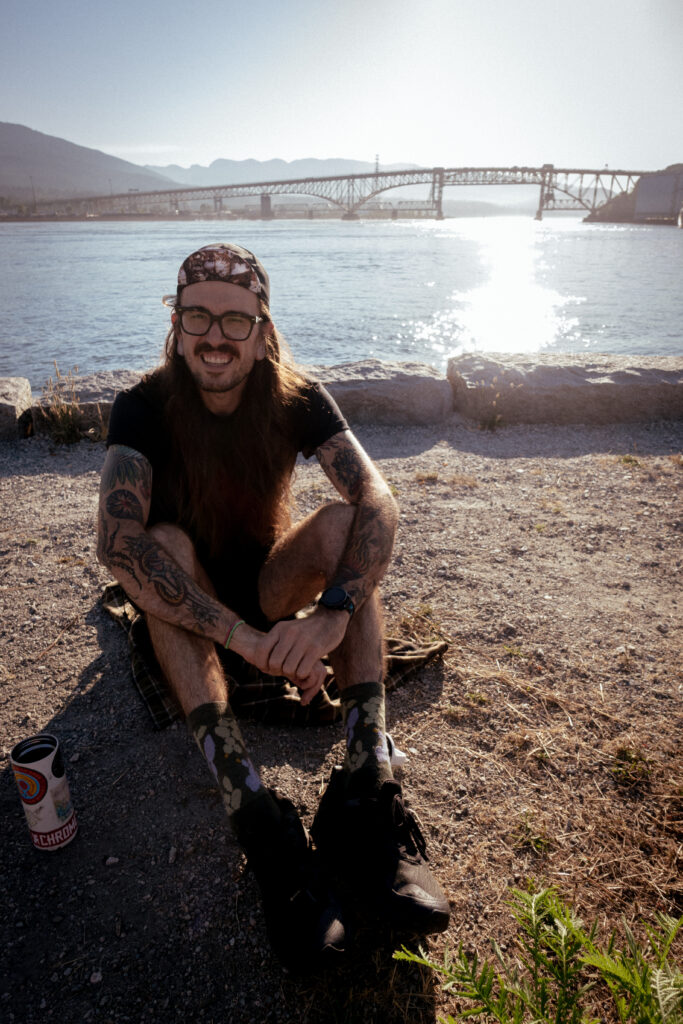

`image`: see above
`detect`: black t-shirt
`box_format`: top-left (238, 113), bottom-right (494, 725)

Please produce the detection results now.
top-left (106, 369), bottom-right (348, 532)
top-left (107, 372), bottom-right (347, 465)
top-left (106, 371), bottom-right (348, 623)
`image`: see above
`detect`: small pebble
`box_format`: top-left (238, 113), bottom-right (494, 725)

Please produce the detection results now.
top-left (90, 971), bottom-right (102, 984)
top-left (105, 856), bottom-right (119, 866)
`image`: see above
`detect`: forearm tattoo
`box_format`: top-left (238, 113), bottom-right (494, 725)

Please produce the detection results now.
top-left (316, 434), bottom-right (397, 605)
top-left (98, 512), bottom-right (141, 587)
top-left (122, 534), bottom-right (219, 628)
top-left (334, 500), bottom-right (396, 603)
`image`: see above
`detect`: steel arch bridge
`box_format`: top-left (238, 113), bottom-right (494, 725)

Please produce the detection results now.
top-left (43, 164), bottom-right (648, 220)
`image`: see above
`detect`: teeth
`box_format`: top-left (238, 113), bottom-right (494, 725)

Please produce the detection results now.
top-left (202, 353), bottom-right (231, 365)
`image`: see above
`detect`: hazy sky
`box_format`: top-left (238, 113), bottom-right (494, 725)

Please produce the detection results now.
top-left (2, 0), bottom-right (681, 171)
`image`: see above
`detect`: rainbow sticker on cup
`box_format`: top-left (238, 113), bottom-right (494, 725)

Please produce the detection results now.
top-left (10, 734), bottom-right (78, 851)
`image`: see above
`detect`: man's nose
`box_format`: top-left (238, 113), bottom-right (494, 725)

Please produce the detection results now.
top-left (205, 319), bottom-right (224, 343)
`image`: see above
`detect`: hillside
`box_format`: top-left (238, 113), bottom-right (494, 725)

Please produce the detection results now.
top-left (145, 156), bottom-right (422, 186)
top-left (0, 123), bottom-right (179, 201)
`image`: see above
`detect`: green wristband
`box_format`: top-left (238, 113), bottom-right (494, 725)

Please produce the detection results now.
top-left (223, 619), bottom-right (245, 650)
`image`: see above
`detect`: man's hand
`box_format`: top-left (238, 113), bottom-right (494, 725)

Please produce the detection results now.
top-left (235, 610), bottom-right (349, 705)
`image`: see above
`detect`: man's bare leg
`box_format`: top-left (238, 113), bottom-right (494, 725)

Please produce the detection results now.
top-left (264, 506), bottom-right (450, 933)
top-left (145, 523), bottom-right (271, 816)
top-left (144, 522), bottom-right (346, 964)
top-left (260, 504), bottom-right (392, 794)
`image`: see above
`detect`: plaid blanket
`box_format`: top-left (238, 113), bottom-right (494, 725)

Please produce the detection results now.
top-left (101, 582), bottom-right (448, 730)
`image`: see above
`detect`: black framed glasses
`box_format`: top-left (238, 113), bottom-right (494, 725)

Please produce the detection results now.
top-left (176, 307), bottom-right (267, 341)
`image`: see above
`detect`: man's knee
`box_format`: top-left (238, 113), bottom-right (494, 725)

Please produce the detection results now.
top-left (308, 502), bottom-right (355, 571)
top-left (147, 523), bottom-right (198, 576)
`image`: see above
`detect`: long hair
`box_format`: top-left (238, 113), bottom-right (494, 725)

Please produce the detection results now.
top-left (158, 298), bottom-right (308, 557)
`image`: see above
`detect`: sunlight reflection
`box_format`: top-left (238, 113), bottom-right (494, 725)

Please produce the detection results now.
top-left (411, 219), bottom-right (583, 360)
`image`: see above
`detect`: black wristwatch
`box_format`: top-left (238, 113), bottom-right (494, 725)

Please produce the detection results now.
top-left (318, 586), bottom-right (355, 617)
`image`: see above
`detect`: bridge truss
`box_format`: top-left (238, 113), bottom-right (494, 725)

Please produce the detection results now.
top-left (42, 165), bottom-right (648, 220)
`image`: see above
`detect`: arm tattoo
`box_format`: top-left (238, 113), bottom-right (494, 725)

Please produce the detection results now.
top-left (330, 446), bottom-right (363, 499)
top-left (316, 434), bottom-right (364, 500)
top-left (122, 534), bottom-right (219, 628)
top-left (98, 513), bottom-right (141, 587)
top-left (105, 447), bottom-right (152, 502)
top-left (334, 501), bottom-right (396, 604)
top-left (106, 488), bottom-right (144, 523)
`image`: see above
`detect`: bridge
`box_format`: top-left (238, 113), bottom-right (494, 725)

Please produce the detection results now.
top-left (40, 165), bottom-right (648, 220)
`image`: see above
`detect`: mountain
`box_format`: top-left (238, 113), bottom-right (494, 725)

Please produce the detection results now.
top-left (145, 157), bottom-right (422, 186)
top-left (0, 123), bottom-right (179, 201)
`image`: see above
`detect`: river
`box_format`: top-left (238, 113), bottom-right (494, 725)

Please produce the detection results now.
top-left (1, 216), bottom-right (681, 389)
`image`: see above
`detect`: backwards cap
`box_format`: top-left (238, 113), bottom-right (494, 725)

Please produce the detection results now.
top-left (175, 243), bottom-right (270, 306)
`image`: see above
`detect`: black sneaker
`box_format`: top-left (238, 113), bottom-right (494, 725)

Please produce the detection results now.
top-left (311, 767), bottom-right (450, 935)
top-left (232, 790), bottom-right (346, 971)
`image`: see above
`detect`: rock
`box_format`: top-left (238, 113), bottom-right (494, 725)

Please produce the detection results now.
top-left (304, 359), bottom-right (453, 425)
top-left (0, 378), bottom-right (32, 440)
top-left (447, 353), bottom-right (683, 426)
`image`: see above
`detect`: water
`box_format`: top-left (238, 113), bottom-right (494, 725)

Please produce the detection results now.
top-left (1, 217), bottom-right (681, 389)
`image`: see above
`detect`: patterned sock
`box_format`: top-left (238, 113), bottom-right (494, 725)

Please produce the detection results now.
top-left (340, 681), bottom-right (394, 796)
top-left (187, 701), bottom-right (269, 817)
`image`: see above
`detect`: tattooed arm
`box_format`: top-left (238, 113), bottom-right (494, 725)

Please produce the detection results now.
top-left (315, 430), bottom-right (399, 609)
top-left (96, 444), bottom-right (234, 644)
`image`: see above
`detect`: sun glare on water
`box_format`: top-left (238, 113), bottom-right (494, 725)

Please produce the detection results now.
top-left (413, 218), bottom-right (583, 361)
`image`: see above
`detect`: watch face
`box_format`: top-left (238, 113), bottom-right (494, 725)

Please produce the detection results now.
top-left (320, 587), bottom-right (354, 614)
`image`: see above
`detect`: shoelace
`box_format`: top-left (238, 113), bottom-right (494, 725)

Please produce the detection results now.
top-left (390, 792), bottom-right (428, 860)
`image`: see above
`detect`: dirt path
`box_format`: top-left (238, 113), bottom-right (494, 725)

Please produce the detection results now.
top-left (1, 416), bottom-right (681, 1024)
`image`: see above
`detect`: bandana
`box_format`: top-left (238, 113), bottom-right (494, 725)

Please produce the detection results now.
top-left (176, 243), bottom-right (270, 305)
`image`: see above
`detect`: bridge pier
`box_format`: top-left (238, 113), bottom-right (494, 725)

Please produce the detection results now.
top-left (535, 163), bottom-right (555, 221)
top-left (260, 194), bottom-right (273, 219)
top-left (431, 167), bottom-right (445, 220)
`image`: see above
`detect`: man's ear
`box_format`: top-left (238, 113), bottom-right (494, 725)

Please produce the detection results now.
top-left (255, 327), bottom-right (269, 361)
top-left (173, 318), bottom-right (185, 357)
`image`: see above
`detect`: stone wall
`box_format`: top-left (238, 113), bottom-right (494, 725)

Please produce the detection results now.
top-left (1, 354), bottom-right (681, 441)
top-left (446, 353), bottom-right (683, 426)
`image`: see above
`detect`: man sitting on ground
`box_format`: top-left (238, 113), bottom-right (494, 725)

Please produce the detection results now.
top-left (97, 243), bottom-right (449, 969)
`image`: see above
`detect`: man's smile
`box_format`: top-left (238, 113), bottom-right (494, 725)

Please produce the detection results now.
top-left (195, 343), bottom-right (239, 367)
top-left (201, 351), bottom-right (234, 365)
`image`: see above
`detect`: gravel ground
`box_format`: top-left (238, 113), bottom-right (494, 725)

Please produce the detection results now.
top-left (1, 415), bottom-right (681, 1024)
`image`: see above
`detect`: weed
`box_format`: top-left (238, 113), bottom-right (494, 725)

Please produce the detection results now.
top-left (465, 690), bottom-right (488, 706)
top-left (416, 471), bottom-right (439, 484)
top-left (620, 454), bottom-right (641, 467)
top-left (394, 887), bottom-right (683, 1024)
top-left (444, 706), bottom-right (468, 723)
top-left (612, 746), bottom-right (653, 789)
top-left (480, 413), bottom-right (503, 432)
top-left (511, 813), bottom-right (552, 854)
top-left (398, 603), bottom-right (450, 643)
top-left (449, 473), bottom-right (480, 489)
top-left (503, 644), bottom-right (525, 659)
top-left (40, 363), bottom-right (84, 444)
top-left (534, 523), bottom-right (547, 534)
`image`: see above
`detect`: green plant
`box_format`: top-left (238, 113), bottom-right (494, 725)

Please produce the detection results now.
top-left (394, 887), bottom-right (683, 1024)
top-left (611, 746), bottom-right (652, 789)
top-left (582, 915), bottom-right (683, 1024)
top-left (511, 814), bottom-right (552, 854)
